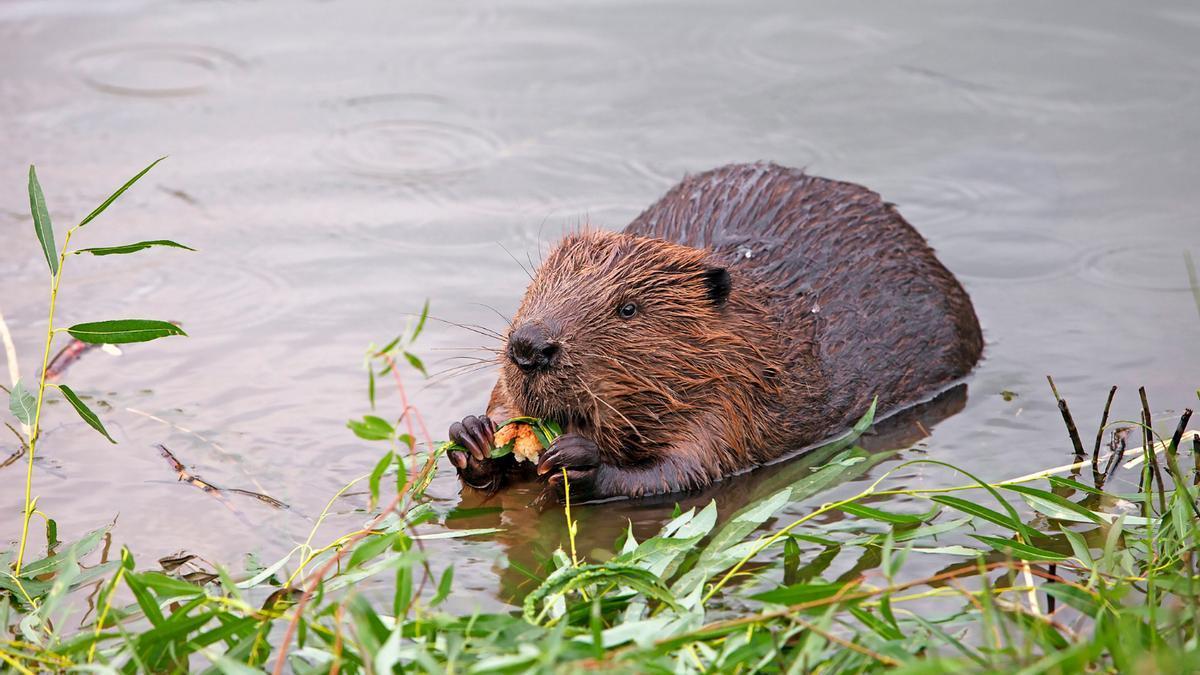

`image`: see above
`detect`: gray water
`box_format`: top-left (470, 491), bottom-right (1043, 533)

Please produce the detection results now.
top-left (2, 0), bottom-right (1199, 613)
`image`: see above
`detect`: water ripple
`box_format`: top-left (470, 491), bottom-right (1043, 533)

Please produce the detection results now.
top-left (319, 93), bottom-right (505, 181)
top-left (1080, 239), bottom-right (1198, 292)
top-left (934, 229), bottom-right (1081, 282)
top-left (73, 44), bottom-right (245, 98)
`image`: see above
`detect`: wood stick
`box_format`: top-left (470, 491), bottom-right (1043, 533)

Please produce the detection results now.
top-left (1047, 376), bottom-right (1085, 457)
top-left (1138, 389), bottom-right (1167, 515)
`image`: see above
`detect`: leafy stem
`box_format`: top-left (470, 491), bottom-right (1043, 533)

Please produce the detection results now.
top-left (15, 222), bottom-right (78, 574)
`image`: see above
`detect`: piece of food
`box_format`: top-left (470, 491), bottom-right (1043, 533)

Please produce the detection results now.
top-left (492, 422), bottom-right (544, 463)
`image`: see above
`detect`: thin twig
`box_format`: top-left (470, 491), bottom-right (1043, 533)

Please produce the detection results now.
top-left (157, 444), bottom-right (288, 510)
top-left (1092, 386), bottom-right (1118, 473)
top-left (1046, 376), bottom-right (1085, 457)
top-left (1193, 435), bottom-right (1199, 486)
top-left (1138, 388), bottom-right (1167, 514)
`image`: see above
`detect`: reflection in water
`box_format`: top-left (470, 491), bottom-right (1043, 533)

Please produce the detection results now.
top-left (1, 0), bottom-right (1198, 613)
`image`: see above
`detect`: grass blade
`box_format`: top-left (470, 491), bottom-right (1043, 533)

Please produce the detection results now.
top-left (78, 157), bottom-right (165, 227)
top-left (28, 165), bottom-right (58, 276)
top-left (57, 384), bottom-right (116, 443)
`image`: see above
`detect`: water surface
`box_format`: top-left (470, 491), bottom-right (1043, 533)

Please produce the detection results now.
top-left (2, 0), bottom-right (1199, 613)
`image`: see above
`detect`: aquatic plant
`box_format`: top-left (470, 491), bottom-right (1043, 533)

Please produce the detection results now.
top-left (3, 167), bottom-right (1200, 673)
top-left (5, 159), bottom-right (189, 575)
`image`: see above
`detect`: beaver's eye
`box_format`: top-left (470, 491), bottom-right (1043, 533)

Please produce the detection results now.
top-left (618, 302), bottom-right (638, 319)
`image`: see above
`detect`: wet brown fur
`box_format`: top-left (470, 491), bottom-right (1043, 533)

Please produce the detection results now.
top-left (478, 162), bottom-right (983, 500)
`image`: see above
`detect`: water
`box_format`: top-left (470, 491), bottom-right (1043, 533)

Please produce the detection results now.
top-left (2, 0), bottom-right (1199, 613)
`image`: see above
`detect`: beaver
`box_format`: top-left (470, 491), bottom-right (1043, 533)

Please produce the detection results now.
top-left (448, 162), bottom-right (983, 503)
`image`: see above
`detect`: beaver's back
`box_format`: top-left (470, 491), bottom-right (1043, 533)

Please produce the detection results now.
top-left (625, 162), bottom-right (983, 430)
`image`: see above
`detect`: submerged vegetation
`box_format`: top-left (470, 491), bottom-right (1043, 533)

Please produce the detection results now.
top-left (3, 166), bottom-right (1200, 673)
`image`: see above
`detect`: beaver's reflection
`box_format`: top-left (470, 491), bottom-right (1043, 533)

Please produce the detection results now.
top-left (445, 384), bottom-right (969, 605)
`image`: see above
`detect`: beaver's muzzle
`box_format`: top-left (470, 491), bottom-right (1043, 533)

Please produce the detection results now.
top-left (507, 323), bottom-right (559, 374)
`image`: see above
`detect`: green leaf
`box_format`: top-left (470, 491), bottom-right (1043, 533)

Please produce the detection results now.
top-left (74, 239), bottom-right (195, 256)
top-left (1042, 582), bottom-right (1100, 617)
top-left (368, 451), bottom-right (395, 506)
top-left (410, 300), bottom-right (430, 342)
top-left (749, 582), bottom-right (850, 606)
top-left (970, 534), bottom-right (1067, 561)
top-left (348, 532), bottom-right (400, 569)
top-left (430, 565), bottom-right (454, 607)
top-left (837, 502), bottom-right (926, 525)
top-left (930, 495), bottom-right (1032, 537)
top-left (28, 165), bottom-right (58, 276)
top-left (67, 319), bottom-right (186, 344)
top-left (1001, 484), bottom-right (1103, 524)
top-left (348, 415), bottom-right (394, 441)
top-left (367, 367), bottom-right (376, 409)
top-left (79, 157), bottom-right (165, 227)
top-left (523, 563), bottom-right (679, 624)
top-left (377, 335), bottom-right (402, 356)
top-left (8, 379), bottom-right (36, 425)
top-left (402, 351), bottom-right (427, 377)
top-left (57, 384), bottom-right (116, 443)
top-left (1047, 475), bottom-right (1107, 496)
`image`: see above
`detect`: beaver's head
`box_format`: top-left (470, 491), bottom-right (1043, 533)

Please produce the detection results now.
top-left (501, 230), bottom-right (734, 441)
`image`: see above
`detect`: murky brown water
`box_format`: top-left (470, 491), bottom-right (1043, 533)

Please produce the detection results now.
top-left (3, 0), bottom-right (1199, 613)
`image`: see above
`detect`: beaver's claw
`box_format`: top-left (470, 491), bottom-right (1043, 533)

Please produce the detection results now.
top-left (538, 433), bottom-right (601, 501)
top-left (447, 414), bottom-right (508, 490)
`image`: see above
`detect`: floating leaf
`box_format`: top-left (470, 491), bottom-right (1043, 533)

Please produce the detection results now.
top-left (67, 319), bottom-right (186, 344)
top-left (348, 415), bottom-right (394, 441)
top-left (28, 165), bottom-right (58, 276)
top-left (8, 379), bottom-right (36, 425)
top-left (75, 240), bottom-right (195, 256)
top-left (57, 384), bottom-right (115, 443)
top-left (79, 157), bottom-right (165, 227)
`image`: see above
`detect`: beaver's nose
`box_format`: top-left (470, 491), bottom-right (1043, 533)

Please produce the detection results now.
top-left (507, 324), bottom-right (559, 374)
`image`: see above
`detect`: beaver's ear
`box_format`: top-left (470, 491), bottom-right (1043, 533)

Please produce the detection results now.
top-left (702, 267), bottom-right (732, 306)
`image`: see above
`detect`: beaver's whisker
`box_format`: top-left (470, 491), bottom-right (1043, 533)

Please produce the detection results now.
top-left (468, 302), bottom-right (514, 328)
top-left (423, 315), bottom-right (505, 340)
top-left (428, 346), bottom-right (504, 355)
top-left (573, 373), bottom-right (646, 443)
top-left (497, 242), bottom-right (535, 281)
top-left (424, 360), bottom-right (499, 384)
top-left (576, 351), bottom-right (681, 404)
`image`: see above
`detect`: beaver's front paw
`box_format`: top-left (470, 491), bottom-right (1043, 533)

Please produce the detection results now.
top-left (537, 433), bottom-right (601, 502)
top-left (448, 415), bottom-right (510, 491)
